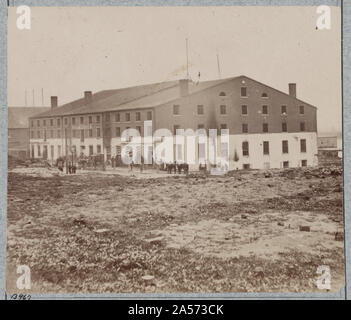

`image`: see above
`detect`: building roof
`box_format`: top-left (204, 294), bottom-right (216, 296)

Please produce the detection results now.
top-left (30, 75), bottom-right (316, 119)
top-left (71, 78), bottom-right (232, 115)
top-left (30, 78), bottom-right (234, 119)
top-left (243, 76), bottom-right (317, 109)
top-left (31, 80), bottom-right (179, 118)
top-left (8, 107), bottom-right (50, 128)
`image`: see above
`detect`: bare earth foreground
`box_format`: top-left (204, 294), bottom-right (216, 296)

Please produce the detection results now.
top-left (6, 166), bottom-right (345, 294)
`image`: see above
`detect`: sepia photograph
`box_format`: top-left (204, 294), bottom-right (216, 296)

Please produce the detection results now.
top-left (4, 4), bottom-right (345, 296)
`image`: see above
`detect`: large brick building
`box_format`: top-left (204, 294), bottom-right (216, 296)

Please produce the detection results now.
top-left (29, 75), bottom-right (318, 170)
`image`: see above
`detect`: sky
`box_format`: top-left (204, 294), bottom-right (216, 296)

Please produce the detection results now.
top-left (8, 6), bottom-right (342, 133)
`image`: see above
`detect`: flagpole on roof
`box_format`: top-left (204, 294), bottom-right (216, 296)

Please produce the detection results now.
top-left (217, 52), bottom-right (222, 79)
top-left (186, 38), bottom-right (189, 80)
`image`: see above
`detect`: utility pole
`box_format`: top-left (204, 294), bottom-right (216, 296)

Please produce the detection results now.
top-left (41, 88), bottom-right (44, 106)
top-left (25, 90), bottom-right (27, 107)
top-left (65, 128), bottom-right (68, 174)
top-left (186, 38), bottom-right (189, 79)
top-left (32, 89), bottom-right (35, 106)
top-left (217, 52), bottom-right (222, 79)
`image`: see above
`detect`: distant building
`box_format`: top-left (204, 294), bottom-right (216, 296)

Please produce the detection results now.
top-left (317, 135), bottom-right (342, 160)
top-left (318, 136), bottom-right (337, 149)
top-left (8, 107), bottom-right (50, 159)
top-left (29, 75), bottom-right (318, 170)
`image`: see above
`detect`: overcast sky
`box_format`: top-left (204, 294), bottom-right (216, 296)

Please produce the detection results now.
top-left (8, 6), bottom-right (341, 133)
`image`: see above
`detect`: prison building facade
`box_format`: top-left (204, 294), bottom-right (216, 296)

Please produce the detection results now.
top-left (29, 75), bottom-right (318, 170)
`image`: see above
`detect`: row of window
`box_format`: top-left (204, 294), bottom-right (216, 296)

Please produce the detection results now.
top-left (32, 137), bottom-right (307, 161)
top-left (72, 128), bottom-right (101, 140)
top-left (173, 104), bottom-right (305, 116)
top-left (241, 139), bottom-right (307, 157)
top-left (242, 160), bottom-right (308, 170)
top-left (77, 145), bottom-right (102, 155)
top-left (31, 111), bottom-right (153, 128)
top-left (31, 119), bottom-right (308, 140)
top-left (32, 118), bottom-right (62, 128)
top-left (31, 144), bottom-right (103, 158)
top-left (32, 141), bottom-right (309, 169)
top-left (33, 143), bottom-right (308, 169)
top-left (32, 103), bottom-right (306, 128)
top-left (109, 111), bottom-right (152, 123)
top-left (173, 121), bottom-right (307, 134)
top-left (31, 129), bottom-right (64, 140)
top-left (221, 87), bottom-right (269, 98)
top-left (31, 127), bottom-right (102, 140)
top-left (31, 116), bottom-right (102, 128)
top-left (33, 138), bottom-right (306, 156)
top-left (244, 121), bottom-right (306, 133)
top-left (31, 126), bottom-right (146, 140)
top-left (31, 104), bottom-right (304, 128)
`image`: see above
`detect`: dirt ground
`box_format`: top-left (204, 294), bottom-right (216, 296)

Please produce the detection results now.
top-left (6, 165), bottom-right (345, 294)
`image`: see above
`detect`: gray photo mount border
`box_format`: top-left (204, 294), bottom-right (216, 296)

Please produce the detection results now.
top-left (0, 0), bottom-right (348, 300)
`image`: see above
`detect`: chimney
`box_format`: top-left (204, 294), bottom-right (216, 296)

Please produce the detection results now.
top-left (51, 96), bottom-right (58, 108)
top-left (84, 91), bottom-right (92, 104)
top-left (289, 83), bottom-right (296, 98)
top-left (179, 79), bottom-right (189, 97)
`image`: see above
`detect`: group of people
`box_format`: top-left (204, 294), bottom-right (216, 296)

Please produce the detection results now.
top-left (199, 162), bottom-right (207, 172)
top-left (68, 161), bottom-right (77, 174)
top-left (127, 158), bottom-right (144, 173)
top-left (110, 155), bottom-right (122, 168)
top-left (55, 154), bottom-right (195, 175)
top-left (163, 162), bottom-right (189, 175)
top-left (56, 157), bottom-right (77, 174)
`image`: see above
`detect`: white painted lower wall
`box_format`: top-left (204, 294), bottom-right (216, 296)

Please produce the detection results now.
top-left (29, 137), bottom-right (104, 161)
top-left (226, 132), bottom-right (318, 170)
top-left (69, 137), bottom-right (104, 157)
top-left (110, 132), bottom-right (318, 170)
top-left (30, 132), bottom-right (318, 170)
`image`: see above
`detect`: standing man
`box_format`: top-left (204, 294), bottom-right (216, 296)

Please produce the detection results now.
top-left (129, 150), bottom-right (133, 172)
top-left (72, 162), bottom-right (77, 174)
top-left (140, 156), bottom-right (144, 173)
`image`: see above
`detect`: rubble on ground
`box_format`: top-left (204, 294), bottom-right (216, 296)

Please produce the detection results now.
top-left (9, 167), bottom-right (65, 177)
top-left (8, 155), bottom-right (52, 169)
top-left (6, 161), bottom-right (344, 293)
top-left (278, 166), bottom-right (342, 179)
